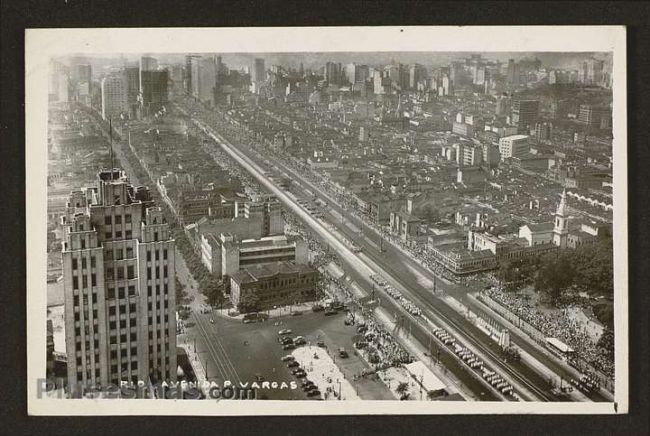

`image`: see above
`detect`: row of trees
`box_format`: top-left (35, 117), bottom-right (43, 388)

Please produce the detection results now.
top-left (121, 140), bottom-right (226, 309)
top-left (496, 236), bottom-right (614, 304)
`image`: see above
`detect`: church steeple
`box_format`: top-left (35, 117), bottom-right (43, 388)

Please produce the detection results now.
top-left (553, 189), bottom-right (569, 248)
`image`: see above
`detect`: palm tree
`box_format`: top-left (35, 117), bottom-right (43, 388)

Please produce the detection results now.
top-left (395, 381), bottom-right (409, 395)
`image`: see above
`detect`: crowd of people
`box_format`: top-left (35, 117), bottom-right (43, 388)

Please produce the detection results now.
top-left (354, 316), bottom-right (414, 371)
top-left (480, 286), bottom-right (614, 380)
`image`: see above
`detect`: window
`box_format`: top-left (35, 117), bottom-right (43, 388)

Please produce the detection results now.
top-left (146, 251), bottom-right (151, 262)
top-left (125, 214), bottom-right (131, 224)
top-left (72, 258), bottom-right (78, 269)
top-left (91, 274), bottom-right (97, 287)
top-left (147, 286), bottom-right (152, 297)
top-left (125, 230), bottom-right (132, 239)
top-left (120, 334), bottom-right (127, 343)
top-left (128, 285), bottom-right (136, 296)
top-left (105, 216), bottom-right (112, 225)
top-left (118, 287), bottom-right (125, 299)
top-left (91, 293), bottom-right (97, 304)
top-left (115, 249), bottom-right (123, 260)
top-left (72, 276), bottom-right (79, 290)
top-left (117, 267), bottom-right (124, 280)
top-left (120, 320), bottom-right (126, 329)
top-left (126, 246), bottom-right (133, 258)
top-left (127, 265), bottom-right (135, 279)
top-left (82, 276), bottom-right (88, 288)
top-left (90, 256), bottom-right (96, 268)
top-left (109, 321), bottom-right (116, 330)
top-left (74, 326), bottom-right (81, 336)
top-left (81, 258), bottom-right (87, 269)
top-left (130, 332), bottom-right (137, 341)
top-left (109, 306), bottom-right (116, 316)
top-left (105, 232), bottom-right (112, 240)
top-left (147, 267), bottom-right (152, 279)
top-left (121, 349), bottom-right (127, 358)
top-left (80, 239), bottom-right (86, 249)
top-left (131, 361), bottom-right (138, 370)
top-left (163, 249), bottom-right (168, 260)
top-left (115, 230), bottom-right (122, 238)
top-left (163, 266), bottom-right (168, 278)
top-left (154, 232), bottom-right (158, 241)
top-left (131, 346), bottom-right (138, 355)
top-left (115, 215), bottom-right (122, 225)
top-left (129, 303), bottom-right (136, 313)
top-left (106, 267), bottom-right (114, 278)
top-left (155, 250), bottom-right (159, 261)
top-left (107, 287), bottom-right (115, 299)
top-left (163, 284), bottom-right (168, 293)
top-left (74, 311), bottom-right (80, 322)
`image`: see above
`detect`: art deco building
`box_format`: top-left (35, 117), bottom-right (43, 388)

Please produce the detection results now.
top-left (61, 169), bottom-right (176, 390)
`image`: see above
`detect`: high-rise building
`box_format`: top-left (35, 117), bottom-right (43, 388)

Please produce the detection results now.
top-left (61, 169), bottom-right (177, 391)
top-left (76, 64), bottom-right (92, 87)
top-left (534, 122), bottom-right (553, 142)
top-left (100, 73), bottom-right (128, 120)
top-left (409, 64), bottom-right (427, 90)
top-left (125, 67), bottom-right (141, 118)
top-left (140, 70), bottom-right (169, 114)
top-left (578, 104), bottom-right (611, 127)
top-left (140, 56), bottom-right (159, 72)
top-left (499, 134), bottom-right (530, 160)
top-left (495, 94), bottom-right (510, 116)
top-left (198, 56), bottom-right (217, 106)
top-left (507, 59), bottom-right (519, 86)
top-left (578, 57), bottom-right (604, 86)
top-left (251, 58), bottom-right (266, 83)
top-left (325, 62), bottom-right (342, 85)
top-left (511, 99), bottom-right (539, 131)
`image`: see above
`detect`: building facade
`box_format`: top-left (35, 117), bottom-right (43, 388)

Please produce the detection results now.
top-left (61, 169), bottom-right (177, 392)
top-left (230, 261), bottom-right (318, 313)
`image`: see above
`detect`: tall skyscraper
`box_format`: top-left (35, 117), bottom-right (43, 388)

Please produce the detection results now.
top-left (140, 56), bottom-right (159, 72)
top-left (62, 169), bottom-right (177, 391)
top-left (325, 61), bottom-right (342, 85)
top-left (100, 73), bottom-right (128, 120)
top-left (198, 56), bottom-right (217, 106)
top-left (578, 57), bottom-right (605, 86)
top-left (511, 99), bottom-right (539, 132)
top-left (140, 70), bottom-right (169, 115)
top-left (252, 58), bottom-right (266, 83)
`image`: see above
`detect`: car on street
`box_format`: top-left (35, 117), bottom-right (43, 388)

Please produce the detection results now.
top-left (280, 337), bottom-right (294, 345)
top-left (281, 355), bottom-right (295, 362)
top-left (344, 319), bottom-right (354, 326)
top-left (317, 341), bottom-right (326, 348)
top-left (357, 325), bottom-right (368, 333)
top-left (294, 338), bottom-right (307, 346)
top-left (278, 329), bottom-right (293, 335)
top-left (291, 367), bottom-right (304, 375)
top-left (295, 372), bottom-right (307, 378)
top-left (338, 348), bottom-right (349, 358)
top-left (324, 310), bottom-right (337, 316)
top-left (283, 344), bottom-right (296, 350)
top-left (291, 311), bottom-right (303, 316)
top-left (307, 390), bottom-right (321, 397)
top-left (287, 361), bottom-right (300, 368)
top-left (312, 305), bottom-right (324, 312)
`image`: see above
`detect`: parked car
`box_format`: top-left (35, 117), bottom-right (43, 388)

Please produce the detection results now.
top-left (280, 337), bottom-right (294, 345)
top-left (312, 305), bottom-right (324, 312)
top-left (307, 390), bottom-right (321, 397)
top-left (338, 348), bottom-right (349, 358)
top-left (344, 319), bottom-right (354, 326)
top-left (278, 329), bottom-right (292, 335)
top-left (287, 361), bottom-right (300, 368)
top-left (292, 368), bottom-right (304, 375)
top-left (291, 311), bottom-right (303, 316)
top-left (283, 344), bottom-right (296, 350)
top-left (317, 341), bottom-right (326, 348)
top-left (281, 355), bottom-right (295, 362)
top-left (324, 310), bottom-right (337, 316)
top-left (294, 338), bottom-right (307, 346)
top-left (295, 372), bottom-right (307, 378)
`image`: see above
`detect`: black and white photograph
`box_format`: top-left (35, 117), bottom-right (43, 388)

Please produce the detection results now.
top-left (25, 26), bottom-right (628, 415)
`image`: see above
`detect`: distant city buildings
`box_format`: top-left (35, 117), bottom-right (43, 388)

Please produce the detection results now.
top-left (100, 73), bottom-right (128, 120)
